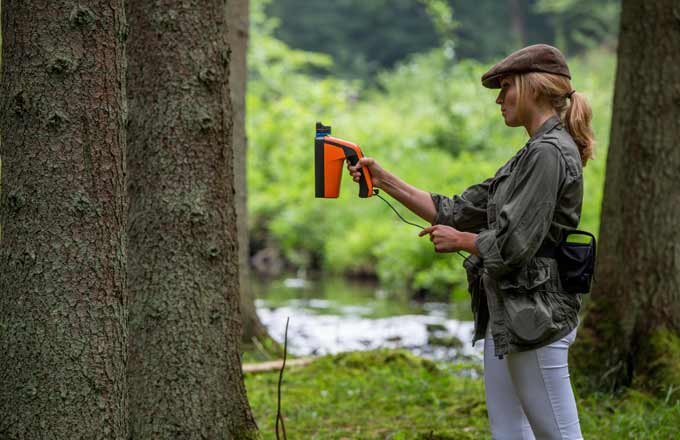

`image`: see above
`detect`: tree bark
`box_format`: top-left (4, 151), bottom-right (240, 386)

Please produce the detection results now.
top-left (226, 0), bottom-right (270, 346)
top-left (126, 1), bottom-right (260, 438)
top-left (572, 0), bottom-right (680, 394)
top-left (0, 1), bottom-right (128, 438)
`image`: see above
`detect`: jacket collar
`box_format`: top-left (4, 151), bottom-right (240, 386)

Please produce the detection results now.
top-left (528, 114), bottom-right (561, 143)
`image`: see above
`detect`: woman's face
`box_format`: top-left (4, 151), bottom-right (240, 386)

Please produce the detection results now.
top-left (496, 76), bottom-right (522, 127)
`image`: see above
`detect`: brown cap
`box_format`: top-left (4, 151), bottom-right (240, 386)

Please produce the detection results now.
top-left (481, 44), bottom-right (571, 89)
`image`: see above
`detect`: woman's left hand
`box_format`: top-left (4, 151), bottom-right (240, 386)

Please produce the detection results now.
top-left (418, 225), bottom-right (479, 255)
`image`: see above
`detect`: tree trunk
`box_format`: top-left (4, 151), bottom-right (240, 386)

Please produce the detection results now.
top-left (508, 0), bottom-right (526, 48)
top-left (0, 1), bottom-right (128, 438)
top-left (126, 1), bottom-right (260, 438)
top-left (572, 0), bottom-right (680, 394)
top-left (226, 0), bottom-right (270, 347)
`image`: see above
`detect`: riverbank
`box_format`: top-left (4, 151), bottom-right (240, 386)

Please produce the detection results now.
top-left (244, 349), bottom-right (680, 439)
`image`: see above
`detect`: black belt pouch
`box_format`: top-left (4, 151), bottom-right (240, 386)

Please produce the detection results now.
top-left (538, 230), bottom-right (596, 294)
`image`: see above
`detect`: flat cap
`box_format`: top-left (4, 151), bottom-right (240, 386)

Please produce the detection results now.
top-left (481, 44), bottom-right (571, 89)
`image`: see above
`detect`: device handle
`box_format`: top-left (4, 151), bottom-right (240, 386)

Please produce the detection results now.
top-left (345, 151), bottom-right (372, 198)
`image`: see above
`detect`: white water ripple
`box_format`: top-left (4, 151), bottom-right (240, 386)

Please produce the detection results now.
top-left (256, 302), bottom-right (483, 362)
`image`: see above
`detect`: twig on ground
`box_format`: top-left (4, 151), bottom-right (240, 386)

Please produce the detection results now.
top-left (275, 317), bottom-right (290, 440)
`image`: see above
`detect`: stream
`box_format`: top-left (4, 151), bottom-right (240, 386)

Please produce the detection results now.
top-left (251, 275), bottom-right (483, 362)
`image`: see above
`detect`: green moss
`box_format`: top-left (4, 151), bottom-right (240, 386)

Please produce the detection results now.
top-left (330, 349), bottom-right (423, 371)
top-left (573, 300), bottom-right (680, 398)
top-left (570, 300), bottom-right (627, 393)
top-left (427, 334), bottom-right (463, 349)
top-left (633, 327), bottom-right (680, 397)
top-left (244, 348), bottom-right (680, 439)
top-left (245, 349), bottom-right (488, 439)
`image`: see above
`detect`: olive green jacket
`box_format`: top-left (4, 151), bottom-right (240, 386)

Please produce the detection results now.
top-left (431, 115), bottom-right (583, 357)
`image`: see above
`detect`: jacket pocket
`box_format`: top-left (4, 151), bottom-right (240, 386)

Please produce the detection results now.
top-left (499, 258), bottom-right (562, 346)
top-left (503, 291), bottom-right (559, 345)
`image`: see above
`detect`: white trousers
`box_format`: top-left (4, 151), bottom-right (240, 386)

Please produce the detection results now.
top-left (483, 324), bottom-right (583, 440)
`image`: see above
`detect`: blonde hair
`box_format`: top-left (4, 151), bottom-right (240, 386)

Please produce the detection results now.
top-left (514, 72), bottom-right (595, 167)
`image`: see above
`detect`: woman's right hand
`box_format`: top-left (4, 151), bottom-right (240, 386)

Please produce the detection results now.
top-left (347, 157), bottom-right (386, 189)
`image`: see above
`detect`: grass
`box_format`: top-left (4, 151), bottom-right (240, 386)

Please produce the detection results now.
top-left (244, 349), bottom-right (680, 439)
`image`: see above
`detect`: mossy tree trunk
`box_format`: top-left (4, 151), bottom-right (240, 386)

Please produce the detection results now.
top-left (226, 0), bottom-right (272, 348)
top-left (0, 1), bottom-right (128, 438)
top-left (126, 0), bottom-right (260, 438)
top-left (572, 0), bottom-right (680, 395)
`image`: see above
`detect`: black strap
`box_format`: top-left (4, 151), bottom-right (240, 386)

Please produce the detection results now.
top-left (535, 230), bottom-right (596, 259)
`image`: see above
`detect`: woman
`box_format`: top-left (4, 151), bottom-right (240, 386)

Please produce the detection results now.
top-left (347, 44), bottom-right (594, 439)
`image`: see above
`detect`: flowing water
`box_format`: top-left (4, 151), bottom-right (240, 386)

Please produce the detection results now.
top-left (251, 275), bottom-right (483, 362)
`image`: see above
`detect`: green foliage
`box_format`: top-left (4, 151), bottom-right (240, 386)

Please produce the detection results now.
top-left (418, 0), bottom-right (457, 55)
top-left (265, 0), bottom-right (442, 79)
top-left (265, 0), bottom-right (621, 78)
top-left (447, 0), bottom-right (525, 61)
top-left (248, 0), bottom-right (616, 299)
top-left (244, 349), bottom-right (680, 438)
top-left (534, 0), bottom-right (620, 53)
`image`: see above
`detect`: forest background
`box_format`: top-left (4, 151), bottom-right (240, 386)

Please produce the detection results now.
top-left (248, 0), bottom-right (617, 300)
top-left (0, 0), bottom-right (618, 298)
top-left (2, 0), bottom-right (679, 438)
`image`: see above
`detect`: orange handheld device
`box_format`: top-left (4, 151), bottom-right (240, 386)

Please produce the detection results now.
top-left (315, 122), bottom-right (374, 198)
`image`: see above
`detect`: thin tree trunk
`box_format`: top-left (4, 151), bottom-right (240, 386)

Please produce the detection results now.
top-left (126, 1), bottom-right (260, 438)
top-left (508, 0), bottom-right (526, 47)
top-left (227, 0), bottom-right (270, 346)
top-left (572, 0), bottom-right (680, 394)
top-left (0, 1), bottom-right (128, 437)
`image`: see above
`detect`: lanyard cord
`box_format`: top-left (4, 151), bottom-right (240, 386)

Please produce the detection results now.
top-left (372, 189), bottom-right (467, 259)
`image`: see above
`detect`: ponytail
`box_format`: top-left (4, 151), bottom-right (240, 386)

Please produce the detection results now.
top-left (517, 72), bottom-right (596, 167)
top-left (564, 92), bottom-right (595, 167)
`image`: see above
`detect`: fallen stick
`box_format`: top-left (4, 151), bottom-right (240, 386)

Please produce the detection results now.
top-left (243, 356), bottom-right (316, 374)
